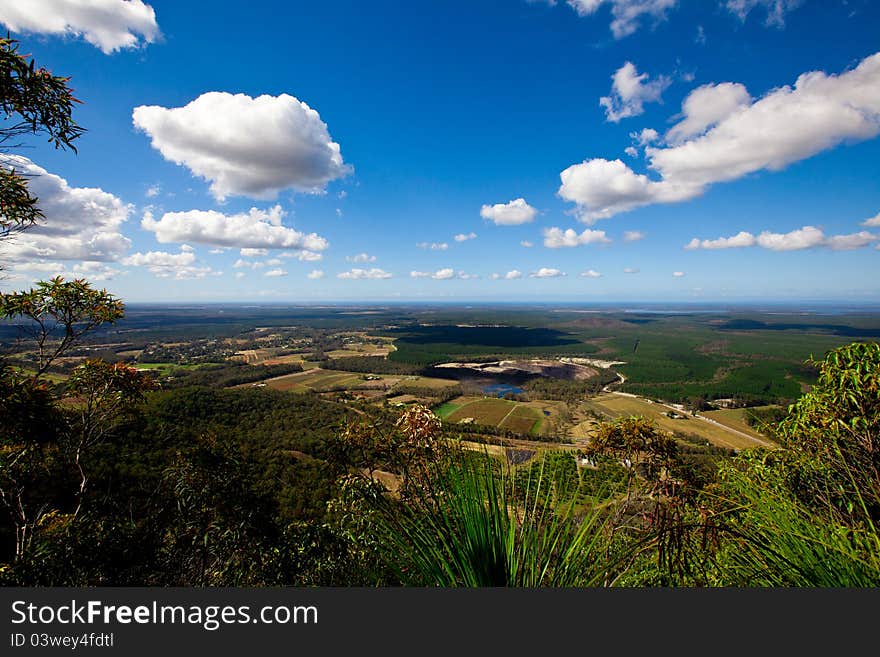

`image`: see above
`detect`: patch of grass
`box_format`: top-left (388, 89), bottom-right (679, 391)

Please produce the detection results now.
top-left (435, 401), bottom-right (463, 419)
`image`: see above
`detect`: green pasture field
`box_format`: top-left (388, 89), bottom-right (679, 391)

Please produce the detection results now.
top-left (438, 396), bottom-right (547, 435)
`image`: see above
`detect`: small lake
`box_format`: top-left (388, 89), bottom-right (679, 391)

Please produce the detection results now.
top-left (483, 383), bottom-right (525, 397)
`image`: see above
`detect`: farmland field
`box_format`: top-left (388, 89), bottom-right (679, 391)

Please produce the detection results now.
top-left (252, 368), bottom-right (402, 392)
top-left (585, 392), bottom-right (772, 451)
top-left (437, 396), bottom-right (551, 435)
top-left (446, 397), bottom-right (517, 425)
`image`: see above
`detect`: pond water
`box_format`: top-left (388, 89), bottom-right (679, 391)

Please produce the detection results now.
top-left (482, 383), bottom-right (525, 397)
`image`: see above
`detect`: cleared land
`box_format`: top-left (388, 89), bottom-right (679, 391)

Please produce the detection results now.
top-left (702, 406), bottom-right (780, 441)
top-left (229, 348), bottom-right (275, 364)
top-left (261, 353), bottom-right (308, 366)
top-left (253, 369), bottom-right (402, 392)
top-left (436, 395), bottom-right (553, 436)
top-left (394, 375), bottom-right (460, 389)
top-left (585, 392), bottom-right (772, 451)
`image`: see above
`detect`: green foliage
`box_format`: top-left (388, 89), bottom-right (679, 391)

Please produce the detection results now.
top-left (0, 278), bottom-right (133, 562)
top-left (744, 405), bottom-right (787, 432)
top-left (522, 370), bottom-right (618, 402)
top-left (0, 277), bottom-right (125, 379)
top-left (387, 325), bottom-right (598, 366)
top-left (711, 455), bottom-right (880, 586)
top-left (159, 361), bottom-right (303, 388)
top-left (514, 451), bottom-right (580, 506)
top-left (0, 35), bottom-right (84, 238)
top-left (710, 342), bottom-right (880, 586)
top-left (587, 416), bottom-right (678, 483)
top-left (390, 384), bottom-right (462, 403)
top-left (325, 356), bottom-right (421, 375)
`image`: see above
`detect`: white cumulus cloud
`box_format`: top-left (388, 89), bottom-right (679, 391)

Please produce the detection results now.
top-left (725, 0), bottom-right (802, 28)
top-left (672, 271), bottom-right (685, 277)
top-left (122, 247), bottom-right (216, 279)
top-left (684, 231), bottom-right (757, 250)
top-left (0, 0), bottom-right (160, 53)
top-left (283, 250), bottom-right (323, 262)
top-left (0, 156), bottom-right (131, 263)
top-left (346, 252), bottom-right (376, 263)
top-left (141, 205), bottom-right (328, 256)
top-left (411, 268), bottom-right (462, 280)
top-left (565, 0), bottom-right (678, 39)
top-left (307, 269), bottom-right (325, 279)
top-left (264, 269), bottom-right (288, 277)
top-left (600, 62), bottom-right (670, 122)
top-left (454, 232), bottom-right (477, 242)
top-left (416, 241), bottom-right (449, 250)
top-left (132, 92), bottom-right (351, 201)
top-left (543, 227), bottom-right (611, 248)
top-left (337, 268), bottom-right (392, 280)
top-left (581, 269), bottom-right (602, 278)
top-left (755, 226), bottom-right (827, 251)
top-left (823, 231), bottom-right (877, 251)
top-left (233, 259), bottom-right (264, 270)
top-left (240, 248), bottom-right (268, 257)
top-left (623, 230), bottom-right (645, 242)
top-left (480, 198), bottom-right (537, 225)
top-left (861, 213), bottom-right (880, 228)
top-left (530, 267), bottom-right (566, 278)
top-left (432, 268), bottom-right (455, 280)
top-left (559, 158), bottom-right (695, 222)
top-left (491, 269), bottom-right (523, 280)
top-left (559, 52), bottom-right (880, 221)
top-left (685, 226), bottom-right (877, 251)
top-left (123, 248), bottom-right (195, 268)
top-left (665, 82), bottom-right (752, 144)
top-left (8, 260), bottom-right (123, 282)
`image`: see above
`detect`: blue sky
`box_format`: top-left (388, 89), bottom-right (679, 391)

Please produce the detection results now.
top-left (1, 0), bottom-right (879, 302)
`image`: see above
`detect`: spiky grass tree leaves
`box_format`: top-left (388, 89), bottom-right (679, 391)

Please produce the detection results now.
top-left (367, 452), bottom-right (619, 587)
